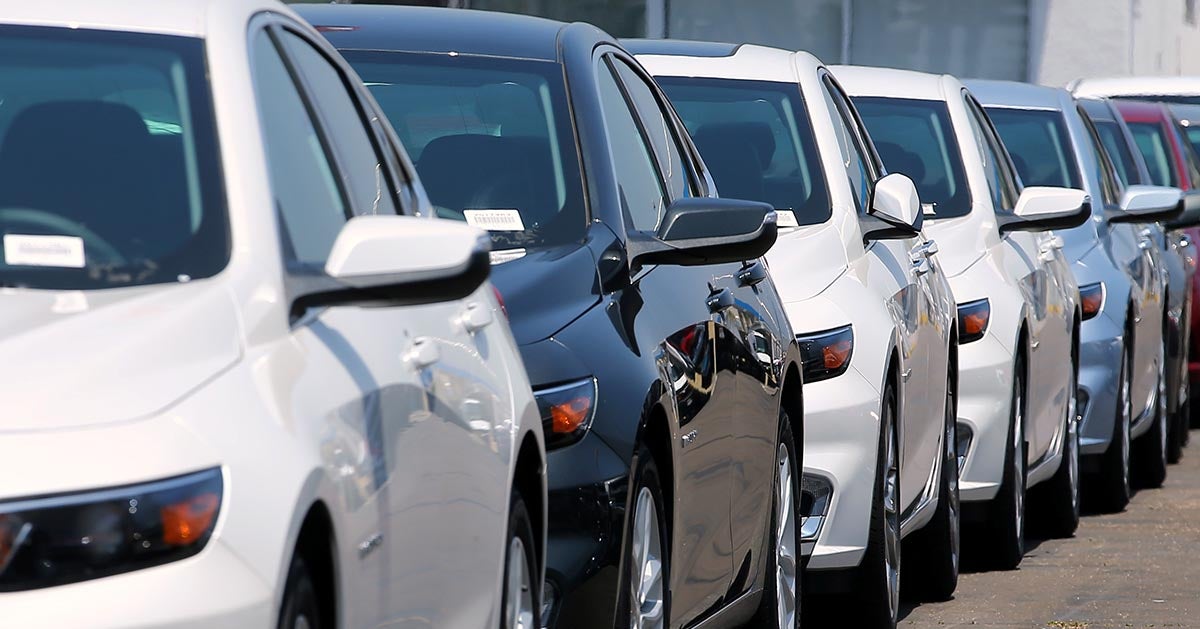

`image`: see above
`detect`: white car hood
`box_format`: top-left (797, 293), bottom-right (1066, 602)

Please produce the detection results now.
top-left (765, 222), bottom-right (849, 303)
top-left (0, 281), bottom-right (242, 432)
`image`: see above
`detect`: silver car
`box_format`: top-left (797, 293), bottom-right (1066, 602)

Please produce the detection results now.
top-left (969, 80), bottom-right (1182, 510)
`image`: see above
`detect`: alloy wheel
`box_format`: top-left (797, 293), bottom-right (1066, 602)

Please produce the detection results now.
top-left (883, 407), bottom-right (901, 620)
top-left (1068, 366), bottom-right (1080, 516)
top-left (775, 444), bottom-right (798, 628)
top-left (1120, 354), bottom-right (1133, 494)
top-left (631, 487), bottom-right (665, 629)
top-left (945, 387), bottom-right (961, 578)
top-left (504, 537), bottom-right (536, 629)
top-left (1012, 379), bottom-right (1026, 547)
top-left (293, 617), bottom-right (311, 629)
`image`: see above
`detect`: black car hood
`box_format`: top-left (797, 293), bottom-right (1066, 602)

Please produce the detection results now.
top-left (490, 243), bottom-right (602, 346)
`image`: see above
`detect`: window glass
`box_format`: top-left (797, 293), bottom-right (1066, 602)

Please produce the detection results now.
top-left (967, 98), bottom-right (1020, 211)
top-left (820, 78), bottom-right (872, 211)
top-left (1171, 121), bottom-right (1200, 189)
top-left (854, 96), bottom-right (971, 218)
top-left (1079, 113), bottom-right (1121, 206)
top-left (1093, 120), bottom-right (1142, 186)
top-left (657, 76), bottom-right (831, 226)
top-left (985, 107), bottom-right (1083, 189)
top-left (0, 26), bottom-right (228, 290)
top-left (596, 61), bottom-right (667, 231)
top-left (1127, 122), bottom-right (1179, 187)
top-left (611, 59), bottom-right (691, 202)
top-left (344, 51), bottom-right (586, 250)
top-left (278, 31), bottom-right (395, 217)
top-left (254, 30), bottom-right (347, 267)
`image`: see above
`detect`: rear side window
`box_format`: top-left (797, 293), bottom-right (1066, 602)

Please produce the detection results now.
top-left (1127, 122), bottom-right (1179, 187)
top-left (0, 26), bottom-right (228, 291)
top-left (985, 107), bottom-right (1082, 189)
top-left (1092, 119), bottom-right (1142, 186)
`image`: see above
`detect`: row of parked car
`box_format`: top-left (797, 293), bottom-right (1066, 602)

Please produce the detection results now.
top-left (2, 1), bottom-right (1197, 628)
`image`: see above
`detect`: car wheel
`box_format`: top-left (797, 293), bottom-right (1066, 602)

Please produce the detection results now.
top-left (1133, 356), bottom-right (1169, 489)
top-left (751, 410), bottom-right (801, 628)
top-left (621, 446), bottom-right (669, 629)
top-left (502, 492), bottom-right (538, 629)
top-left (986, 354), bottom-right (1026, 570)
top-left (1032, 357), bottom-right (1080, 538)
top-left (852, 380), bottom-right (900, 628)
top-left (900, 370), bottom-right (959, 601)
top-left (1089, 347), bottom-right (1133, 513)
top-left (278, 555), bottom-right (322, 629)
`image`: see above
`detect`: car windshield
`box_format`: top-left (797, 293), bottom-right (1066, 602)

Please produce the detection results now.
top-left (342, 51), bottom-right (585, 251)
top-left (1126, 122), bottom-right (1179, 187)
top-left (1092, 120), bottom-right (1143, 185)
top-left (853, 97), bottom-right (971, 219)
top-left (654, 77), bottom-right (831, 227)
top-left (985, 107), bottom-right (1082, 189)
top-left (0, 27), bottom-right (227, 290)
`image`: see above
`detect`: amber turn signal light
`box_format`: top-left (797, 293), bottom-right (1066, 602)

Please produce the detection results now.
top-left (798, 325), bottom-right (854, 383)
top-left (535, 378), bottom-right (598, 449)
top-left (161, 493), bottom-right (221, 546)
top-left (1079, 282), bottom-right (1104, 321)
top-left (957, 299), bottom-right (990, 344)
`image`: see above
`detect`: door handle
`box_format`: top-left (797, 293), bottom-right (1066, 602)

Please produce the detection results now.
top-left (1139, 239), bottom-right (1153, 250)
top-left (910, 253), bottom-right (931, 276)
top-left (460, 301), bottom-right (493, 333)
top-left (911, 240), bottom-right (938, 258)
top-left (736, 261), bottom-right (768, 287)
top-left (707, 287), bottom-right (734, 312)
top-left (404, 337), bottom-right (440, 369)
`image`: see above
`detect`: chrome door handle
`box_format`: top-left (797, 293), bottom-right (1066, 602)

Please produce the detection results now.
top-left (911, 240), bottom-right (938, 257)
top-left (404, 337), bottom-right (440, 369)
top-left (1031, 338), bottom-right (1040, 350)
top-left (912, 256), bottom-right (931, 276)
top-left (1039, 249), bottom-right (1057, 263)
top-left (1139, 240), bottom-right (1153, 250)
top-left (460, 302), bottom-right (493, 333)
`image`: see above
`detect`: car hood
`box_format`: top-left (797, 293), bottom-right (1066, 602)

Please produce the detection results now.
top-left (489, 243), bottom-right (602, 346)
top-left (765, 222), bottom-right (849, 302)
top-left (0, 281), bottom-right (242, 432)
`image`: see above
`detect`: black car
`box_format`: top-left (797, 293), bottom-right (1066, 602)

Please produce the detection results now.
top-left (297, 5), bottom-right (806, 628)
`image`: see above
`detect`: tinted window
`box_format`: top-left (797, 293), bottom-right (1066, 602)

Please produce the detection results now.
top-left (0, 27), bottom-right (228, 290)
top-left (854, 97), bottom-right (972, 218)
top-left (612, 59), bottom-right (691, 203)
top-left (1092, 119), bottom-right (1142, 185)
top-left (344, 51), bottom-right (585, 250)
top-left (596, 61), bottom-right (668, 231)
top-left (966, 98), bottom-right (1021, 211)
top-left (1079, 112), bottom-right (1121, 206)
top-left (821, 78), bottom-right (872, 211)
top-left (1171, 121), bottom-right (1200, 189)
top-left (658, 77), bottom-right (831, 226)
top-left (254, 30), bottom-right (347, 267)
top-left (278, 32), bottom-right (396, 217)
top-left (1127, 122), bottom-right (1179, 187)
top-left (986, 107), bottom-right (1082, 189)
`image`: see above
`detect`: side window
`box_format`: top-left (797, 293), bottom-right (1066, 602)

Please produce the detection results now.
top-left (820, 76), bottom-right (872, 212)
top-left (965, 96), bottom-right (1019, 211)
top-left (252, 29), bottom-right (347, 267)
top-left (610, 57), bottom-right (692, 202)
top-left (596, 58), bottom-right (668, 231)
top-left (1079, 111), bottom-right (1121, 207)
top-left (278, 30), bottom-right (398, 218)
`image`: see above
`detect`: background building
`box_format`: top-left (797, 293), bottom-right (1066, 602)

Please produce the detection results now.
top-left (306, 0), bottom-right (1200, 85)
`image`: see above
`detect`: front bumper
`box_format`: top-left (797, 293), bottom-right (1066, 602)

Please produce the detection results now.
top-left (1078, 311), bottom-right (1125, 456)
top-left (956, 331), bottom-right (1015, 503)
top-left (799, 365), bottom-right (880, 572)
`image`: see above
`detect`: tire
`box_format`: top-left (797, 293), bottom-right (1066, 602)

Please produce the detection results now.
top-left (1088, 348), bottom-right (1133, 513)
top-left (985, 354), bottom-right (1027, 571)
top-left (1133, 360), bottom-right (1169, 489)
top-left (619, 445), bottom-right (669, 629)
top-left (751, 410), bottom-right (802, 628)
top-left (502, 492), bottom-right (538, 629)
top-left (900, 370), bottom-right (959, 601)
top-left (850, 380), bottom-right (900, 628)
top-left (1031, 357), bottom-right (1080, 538)
top-left (278, 555), bottom-right (323, 629)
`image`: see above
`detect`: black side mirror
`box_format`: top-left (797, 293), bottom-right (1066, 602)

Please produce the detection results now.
top-left (628, 197), bottom-right (777, 269)
top-left (1166, 190), bottom-right (1200, 229)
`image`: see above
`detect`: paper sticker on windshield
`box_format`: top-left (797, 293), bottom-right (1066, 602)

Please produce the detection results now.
top-left (464, 209), bottom-right (526, 232)
top-left (776, 210), bottom-right (800, 228)
top-left (4, 235), bottom-right (85, 268)
top-left (922, 203), bottom-right (937, 216)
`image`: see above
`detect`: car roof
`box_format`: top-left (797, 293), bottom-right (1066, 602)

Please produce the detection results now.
top-left (1112, 99), bottom-right (1171, 124)
top-left (630, 40), bottom-right (817, 83)
top-left (1076, 97), bottom-right (1118, 122)
top-left (1073, 76), bottom-right (1200, 98)
top-left (965, 79), bottom-right (1068, 110)
top-left (831, 65), bottom-right (950, 100)
top-left (622, 38), bottom-right (740, 59)
top-left (1170, 103), bottom-right (1200, 125)
top-left (0, 0), bottom-right (281, 38)
top-left (291, 4), bottom-right (568, 61)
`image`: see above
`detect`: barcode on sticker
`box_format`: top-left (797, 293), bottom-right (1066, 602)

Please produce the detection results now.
top-left (776, 210), bottom-right (800, 228)
top-left (464, 209), bottom-right (526, 232)
top-left (4, 234), bottom-right (86, 268)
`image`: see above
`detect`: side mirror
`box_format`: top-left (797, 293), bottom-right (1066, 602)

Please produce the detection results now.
top-left (1110, 185), bottom-right (1184, 224)
top-left (1166, 190), bottom-right (1200, 229)
top-left (862, 173), bottom-right (922, 241)
top-left (290, 215), bottom-right (491, 321)
top-left (998, 186), bottom-right (1090, 233)
top-left (628, 197), bottom-right (778, 269)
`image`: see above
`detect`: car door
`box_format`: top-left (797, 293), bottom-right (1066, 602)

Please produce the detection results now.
top-left (818, 73), bottom-right (941, 513)
top-left (258, 23), bottom-right (517, 628)
top-left (595, 51), bottom-right (736, 625)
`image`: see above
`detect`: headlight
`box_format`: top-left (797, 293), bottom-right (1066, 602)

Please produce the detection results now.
top-left (957, 299), bottom-right (991, 344)
top-left (797, 325), bottom-right (854, 383)
top-left (535, 378), bottom-right (597, 450)
top-left (1080, 282), bottom-right (1104, 320)
top-left (0, 467), bottom-right (222, 591)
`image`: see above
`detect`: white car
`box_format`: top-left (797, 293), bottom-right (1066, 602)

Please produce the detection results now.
top-left (1072, 76), bottom-right (1200, 106)
top-left (0, 2), bottom-right (545, 628)
top-left (631, 42), bottom-right (957, 626)
top-left (835, 67), bottom-right (1087, 568)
